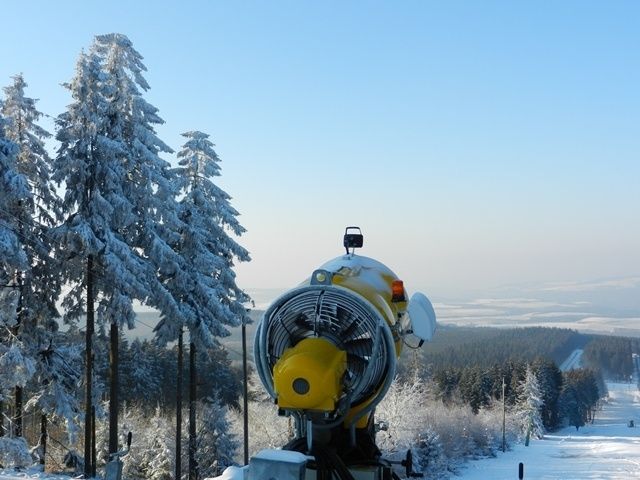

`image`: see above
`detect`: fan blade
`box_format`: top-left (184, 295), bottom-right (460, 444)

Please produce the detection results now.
top-left (340, 318), bottom-right (361, 339)
top-left (344, 337), bottom-right (374, 352)
top-left (347, 353), bottom-right (367, 374)
top-left (294, 313), bottom-right (309, 328)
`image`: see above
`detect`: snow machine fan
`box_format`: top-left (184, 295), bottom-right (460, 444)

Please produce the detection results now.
top-left (254, 227), bottom-right (437, 451)
top-left (255, 284), bottom-right (395, 425)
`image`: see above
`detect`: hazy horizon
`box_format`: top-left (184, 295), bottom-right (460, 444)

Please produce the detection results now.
top-left (123, 274), bottom-right (640, 343)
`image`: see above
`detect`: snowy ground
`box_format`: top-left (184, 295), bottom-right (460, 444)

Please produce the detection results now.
top-left (0, 470), bottom-right (71, 480)
top-left (2, 383), bottom-right (638, 480)
top-left (458, 382), bottom-right (640, 480)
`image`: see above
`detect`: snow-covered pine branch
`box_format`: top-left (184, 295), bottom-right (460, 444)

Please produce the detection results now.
top-left (0, 108), bottom-right (29, 288)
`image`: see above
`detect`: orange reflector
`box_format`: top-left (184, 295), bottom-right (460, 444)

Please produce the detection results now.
top-left (391, 280), bottom-right (406, 302)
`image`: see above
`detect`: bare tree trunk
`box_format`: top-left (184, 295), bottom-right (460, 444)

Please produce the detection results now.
top-left (0, 399), bottom-right (4, 436)
top-left (13, 270), bottom-right (24, 437)
top-left (91, 406), bottom-right (97, 478)
top-left (40, 414), bottom-right (47, 466)
top-left (176, 328), bottom-right (183, 480)
top-left (84, 255), bottom-right (94, 478)
top-left (109, 321), bottom-right (119, 454)
top-left (188, 342), bottom-right (197, 480)
top-left (242, 321), bottom-right (249, 465)
top-left (14, 386), bottom-right (22, 437)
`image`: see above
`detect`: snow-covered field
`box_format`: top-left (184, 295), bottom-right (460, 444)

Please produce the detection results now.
top-left (458, 382), bottom-right (640, 480)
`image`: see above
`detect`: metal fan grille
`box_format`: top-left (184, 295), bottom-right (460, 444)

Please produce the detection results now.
top-left (262, 286), bottom-right (390, 404)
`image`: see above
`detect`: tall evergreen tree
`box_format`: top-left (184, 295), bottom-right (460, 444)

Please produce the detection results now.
top-left (531, 358), bottom-right (563, 430)
top-left (119, 338), bottom-right (162, 404)
top-left (561, 368), bottom-right (601, 426)
top-left (54, 34), bottom-right (181, 471)
top-left (164, 131), bottom-right (251, 346)
top-left (157, 131), bottom-right (250, 480)
top-left (1, 74), bottom-right (60, 326)
top-left (459, 366), bottom-right (491, 414)
top-left (516, 366), bottom-right (545, 441)
top-left (0, 111), bottom-right (28, 436)
top-left (92, 33), bottom-right (184, 455)
top-left (1, 74), bottom-right (61, 439)
top-left (55, 47), bottom-right (122, 475)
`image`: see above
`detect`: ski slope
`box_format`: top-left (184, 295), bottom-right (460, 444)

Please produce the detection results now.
top-left (458, 382), bottom-right (640, 480)
top-left (559, 349), bottom-right (583, 371)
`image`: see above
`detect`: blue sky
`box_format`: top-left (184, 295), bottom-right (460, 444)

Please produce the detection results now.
top-left (2, 1), bottom-right (639, 297)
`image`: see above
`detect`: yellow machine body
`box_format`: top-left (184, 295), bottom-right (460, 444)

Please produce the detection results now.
top-left (314, 255), bottom-right (408, 357)
top-left (266, 255), bottom-right (409, 428)
top-left (273, 337), bottom-right (347, 412)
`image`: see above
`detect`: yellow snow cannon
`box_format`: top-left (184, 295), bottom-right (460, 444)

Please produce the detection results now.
top-left (251, 227), bottom-right (436, 479)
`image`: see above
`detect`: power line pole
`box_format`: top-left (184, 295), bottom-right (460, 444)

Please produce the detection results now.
top-left (242, 318), bottom-right (249, 465)
top-left (176, 327), bottom-right (184, 480)
top-left (40, 414), bottom-right (47, 467)
top-left (502, 376), bottom-right (506, 453)
top-left (91, 404), bottom-right (97, 478)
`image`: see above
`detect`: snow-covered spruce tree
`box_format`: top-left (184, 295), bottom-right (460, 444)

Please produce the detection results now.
top-left (0, 344), bottom-right (36, 416)
top-left (114, 405), bottom-right (174, 480)
top-left (2, 73), bottom-right (63, 448)
top-left (0, 111), bottom-right (27, 438)
top-left (559, 382), bottom-right (584, 431)
top-left (154, 130), bottom-right (250, 480)
top-left (93, 32), bottom-right (188, 456)
top-left (54, 36), bottom-right (181, 472)
top-left (1, 74), bottom-right (61, 336)
top-left (531, 358), bottom-right (563, 430)
top-left (158, 130), bottom-right (251, 347)
top-left (413, 428), bottom-right (446, 478)
top-left (375, 377), bottom-right (452, 477)
top-left (515, 365), bottom-right (545, 441)
top-left (119, 337), bottom-right (163, 404)
top-left (145, 407), bottom-right (175, 480)
top-left (54, 48), bottom-right (130, 475)
top-left (24, 332), bottom-right (84, 443)
top-left (195, 398), bottom-right (238, 478)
